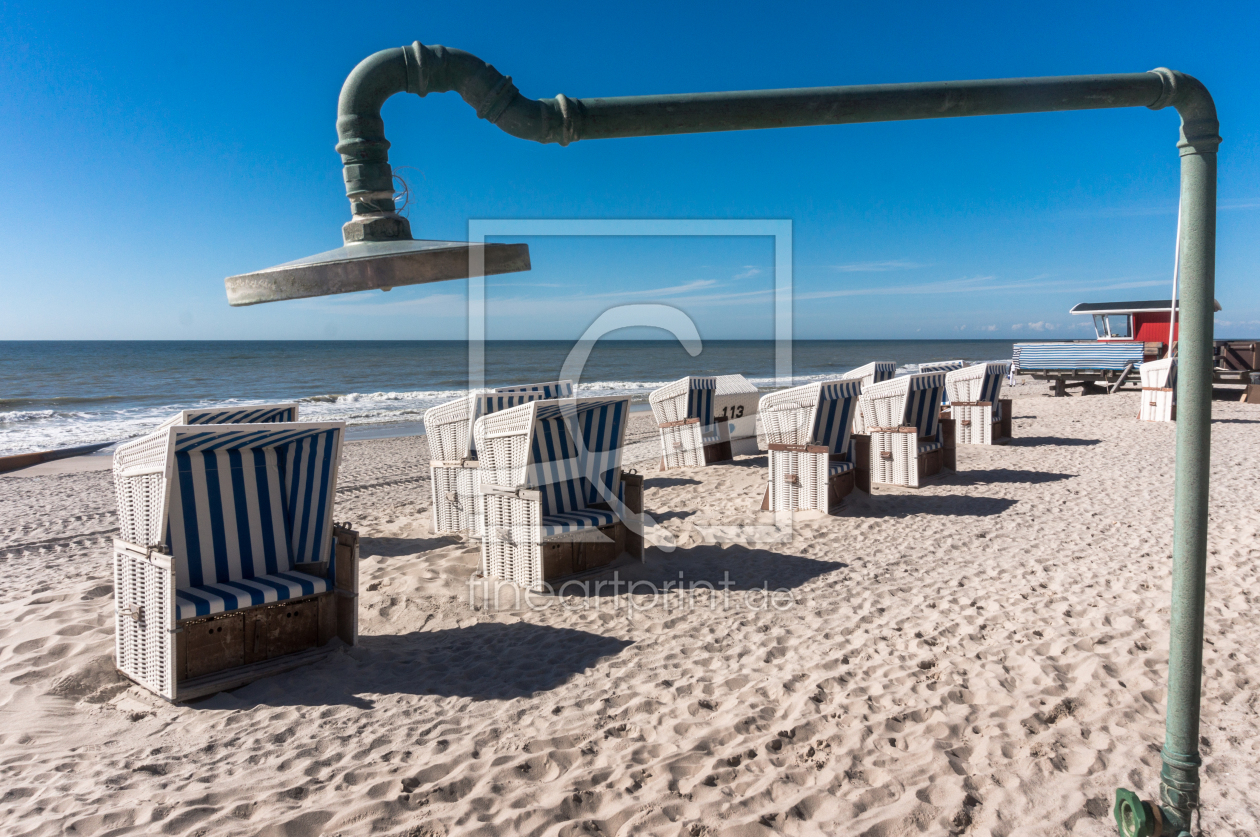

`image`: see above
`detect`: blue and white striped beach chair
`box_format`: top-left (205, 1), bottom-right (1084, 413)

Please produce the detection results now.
top-left (157, 403), bottom-right (299, 430)
top-left (111, 421), bottom-right (356, 700)
top-left (859, 372), bottom-right (951, 488)
top-left (649, 377), bottom-right (724, 469)
top-left (424, 382), bottom-right (575, 536)
top-left (758, 379), bottom-right (863, 512)
top-left (1138, 358), bottom-right (1176, 421)
top-left (475, 397), bottom-right (643, 590)
top-left (840, 361), bottom-right (896, 435)
top-left (945, 362), bottom-right (1012, 445)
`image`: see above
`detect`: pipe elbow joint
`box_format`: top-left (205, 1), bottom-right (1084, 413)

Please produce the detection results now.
top-left (1147, 68), bottom-right (1221, 156)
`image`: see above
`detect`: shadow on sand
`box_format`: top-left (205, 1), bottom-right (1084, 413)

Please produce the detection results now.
top-left (1008, 436), bottom-right (1100, 447)
top-left (937, 468), bottom-right (1075, 486)
top-left (210, 622), bottom-right (634, 707)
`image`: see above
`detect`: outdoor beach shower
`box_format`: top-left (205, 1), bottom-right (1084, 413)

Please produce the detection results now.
top-left (223, 41), bottom-right (1219, 837)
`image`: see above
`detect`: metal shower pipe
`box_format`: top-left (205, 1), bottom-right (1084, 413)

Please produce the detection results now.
top-left (334, 42), bottom-right (1219, 837)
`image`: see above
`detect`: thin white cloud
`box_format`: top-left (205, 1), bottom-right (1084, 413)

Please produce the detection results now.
top-left (830, 260), bottom-right (926, 272)
top-left (732, 266), bottom-right (762, 280)
top-left (980, 324), bottom-right (997, 332)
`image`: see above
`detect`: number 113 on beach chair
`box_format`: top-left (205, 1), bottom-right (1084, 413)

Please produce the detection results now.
top-left (111, 422), bottom-right (357, 701)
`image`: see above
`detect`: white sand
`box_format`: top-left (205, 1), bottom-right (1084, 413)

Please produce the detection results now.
top-left (1, 390), bottom-right (1258, 836)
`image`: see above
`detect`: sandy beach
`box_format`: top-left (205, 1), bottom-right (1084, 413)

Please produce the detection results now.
top-left (2, 387), bottom-right (1258, 836)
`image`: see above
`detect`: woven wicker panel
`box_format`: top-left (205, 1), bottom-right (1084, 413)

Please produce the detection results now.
top-left (953, 404), bottom-right (995, 445)
top-left (114, 543), bottom-right (176, 700)
top-left (482, 493), bottom-right (542, 589)
top-left (767, 449), bottom-right (829, 511)
top-left (659, 422), bottom-right (706, 469)
top-left (424, 394), bottom-right (477, 462)
top-left (430, 464), bottom-right (482, 535)
top-left (870, 430), bottom-right (919, 487)
top-left (1139, 389), bottom-right (1176, 422)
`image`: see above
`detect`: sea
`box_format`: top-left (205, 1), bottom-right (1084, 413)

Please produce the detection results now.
top-left (0, 340), bottom-right (1019, 456)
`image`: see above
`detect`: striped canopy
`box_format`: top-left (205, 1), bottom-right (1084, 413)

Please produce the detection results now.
top-left (493, 380), bottom-right (574, 398)
top-left (678, 377), bottom-right (717, 426)
top-left (840, 361), bottom-right (897, 387)
top-left (812, 381), bottom-right (862, 455)
top-left (159, 403), bottom-right (298, 430)
top-left (864, 372), bottom-right (947, 439)
top-left (524, 398), bottom-right (630, 516)
top-left (164, 423), bottom-right (343, 588)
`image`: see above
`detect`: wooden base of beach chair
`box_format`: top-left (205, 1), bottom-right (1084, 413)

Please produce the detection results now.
top-left (542, 523), bottom-right (626, 581)
top-left (851, 435), bottom-right (871, 493)
top-left (114, 526), bottom-right (359, 702)
top-left (536, 473), bottom-right (645, 584)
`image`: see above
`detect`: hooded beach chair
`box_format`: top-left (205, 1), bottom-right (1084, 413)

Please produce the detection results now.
top-left (712, 374), bottom-right (762, 457)
top-left (945, 362), bottom-right (1013, 444)
top-left (424, 382), bottom-right (574, 536)
top-left (475, 397), bottom-right (643, 591)
top-left (111, 422), bottom-right (357, 701)
top-left (858, 372), bottom-right (953, 488)
top-left (840, 361), bottom-right (897, 436)
top-left (758, 379), bottom-right (863, 513)
top-left (918, 360), bottom-right (966, 375)
top-left (157, 403), bottom-right (299, 430)
top-left (1138, 358), bottom-right (1176, 421)
top-left (649, 377), bottom-right (725, 469)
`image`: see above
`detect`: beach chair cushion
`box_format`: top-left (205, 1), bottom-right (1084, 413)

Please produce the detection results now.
top-left (828, 460), bottom-right (854, 477)
top-left (175, 570), bottom-right (329, 620)
top-left (918, 439), bottom-right (943, 454)
top-left (529, 401), bottom-right (627, 516)
top-left (686, 382), bottom-right (716, 426)
top-left (167, 427), bottom-right (339, 588)
top-left (540, 509), bottom-right (619, 537)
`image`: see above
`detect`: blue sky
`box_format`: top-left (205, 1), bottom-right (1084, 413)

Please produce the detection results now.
top-left (2, 0), bottom-right (1257, 341)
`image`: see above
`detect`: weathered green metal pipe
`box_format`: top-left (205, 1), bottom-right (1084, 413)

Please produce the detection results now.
top-left (330, 45), bottom-right (1219, 835)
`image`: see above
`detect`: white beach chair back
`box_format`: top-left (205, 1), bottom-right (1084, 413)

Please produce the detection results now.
top-left (649, 377), bottom-right (717, 428)
top-left (1139, 358), bottom-right (1177, 421)
top-left (759, 379), bottom-right (862, 457)
top-left (476, 397), bottom-right (631, 512)
top-left (156, 403), bottom-right (300, 431)
top-left (859, 373), bottom-right (947, 439)
top-left (945, 362), bottom-right (1010, 419)
top-left (840, 361), bottom-right (896, 433)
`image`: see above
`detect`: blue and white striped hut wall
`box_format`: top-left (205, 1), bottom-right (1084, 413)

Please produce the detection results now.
top-left (525, 397), bottom-right (630, 516)
top-left (1011, 342), bottom-right (1145, 372)
top-left (158, 403), bottom-right (300, 431)
top-left (162, 423), bottom-right (344, 590)
top-left (812, 380), bottom-right (863, 461)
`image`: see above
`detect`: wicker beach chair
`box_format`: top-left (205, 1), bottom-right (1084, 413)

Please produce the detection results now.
top-left (424, 382), bottom-right (574, 536)
top-left (758, 379), bottom-right (863, 513)
top-left (475, 397), bottom-right (644, 591)
top-left (1138, 358), bottom-right (1176, 421)
top-left (649, 377), bottom-right (725, 469)
top-left (840, 361), bottom-right (897, 436)
top-left (713, 374), bottom-right (762, 457)
top-left (858, 372), bottom-right (953, 488)
top-left (156, 403), bottom-right (299, 430)
top-left (111, 422), bottom-right (357, 701)
top-left (945, 362), bottom-right (1013, 445)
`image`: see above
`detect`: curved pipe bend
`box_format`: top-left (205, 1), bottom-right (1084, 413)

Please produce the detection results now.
top-left (333, 42), bottom-right (1219, 240)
